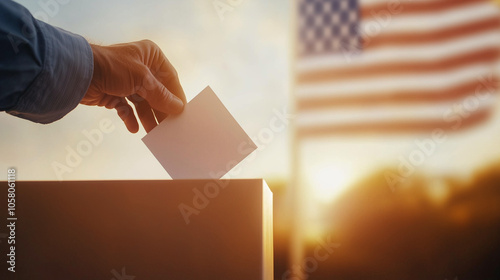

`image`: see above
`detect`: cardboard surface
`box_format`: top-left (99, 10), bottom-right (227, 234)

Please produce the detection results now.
top-left (0, 179), bottom-right (273, 280)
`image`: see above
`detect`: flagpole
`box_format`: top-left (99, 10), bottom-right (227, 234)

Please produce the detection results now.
top-left (289, 0), bottom-right (305, 279)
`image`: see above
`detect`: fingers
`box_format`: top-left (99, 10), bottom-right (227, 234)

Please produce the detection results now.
top-left (153, 109), bottom-right (168, 123)
top-left (154, 56), bottom-right (187, 104)
top-left (102, 94), bottom-right (120, 109)
top-left (137, 40), bottom-right (187, 111)
top-left (136, 72), bottom-right (185, 115)
top-left (127, 95), bottom-right (158, 133)
top-left (113, 97), bottom-right (139, 133)
top-left (84, 40), bottom-right (187, 134)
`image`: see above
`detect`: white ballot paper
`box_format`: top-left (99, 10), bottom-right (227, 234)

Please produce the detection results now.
top-left (142, 86), bottom-right (257, 179)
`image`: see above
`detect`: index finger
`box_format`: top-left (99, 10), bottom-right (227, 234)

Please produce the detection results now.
top-left (136, 73), bottom-right (185, 115)
top-left (139, 40), bottom-right (187, 105)
top-left (154, 55), bottom-right (187, 105)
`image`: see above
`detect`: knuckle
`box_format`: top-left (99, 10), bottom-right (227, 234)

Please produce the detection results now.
top-left (129, 94), bottom-right (145, 103)
top-left (141, 39), bottom-right (156, 47)
top-left (142, 39), bottom-right (161, 54)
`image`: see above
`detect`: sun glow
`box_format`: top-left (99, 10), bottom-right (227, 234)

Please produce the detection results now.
top-left (310, 165), bottom-right (355, 204)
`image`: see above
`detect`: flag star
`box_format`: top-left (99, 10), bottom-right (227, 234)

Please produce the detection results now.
top-left (306, 3), bottom-right (314, 15)
top-left (332, 13), bottom-right (340, 24)
top-left (305, 29), bottom-right (315, 41)
top-left (349, 10), bottom-right (357, 21)
top-left (332, 39), bottom-right (341, 49)
top-left (323, 1), bottom-right (331, 13)
top-left (349, 37), bottom-right (358, 47)
top-left (340, 0), bottom-right (349, 10)
top-left (323, 26), bottom-right (332, 37)
top-left (340, 25), bottom-right (349, 36)
top-left (314, 15), bottom-right (323, 26)
top-left (314, 41), bottom-right (324, 52)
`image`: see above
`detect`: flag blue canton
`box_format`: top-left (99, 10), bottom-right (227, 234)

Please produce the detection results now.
top-left (298, 0), bottom-right (361, 57)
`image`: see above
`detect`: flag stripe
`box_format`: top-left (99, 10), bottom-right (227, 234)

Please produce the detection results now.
top-left (297, 77), bottom-right (499, 110)
top-left (297, 90), bottom-right (492, 126)
top-left (359, 1), bottom-right (499, 37)
top-left (297, 108), bottom-right (491, 136)
top-left (365, 17), bottom-right (500, 50)
top-left (297, 47), bottom-right (498, 84)
top-left (297, 64), bottom-right (495, 100)
top-left (361, 0), bottom-right (490, 19)
top-left (296, 31), bottom-right (500, 74)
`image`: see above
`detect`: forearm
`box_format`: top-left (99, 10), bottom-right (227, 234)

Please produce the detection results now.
top-left (0, 1), bottom-right (93, 124)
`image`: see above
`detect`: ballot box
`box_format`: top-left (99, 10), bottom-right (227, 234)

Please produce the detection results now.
top-left (0, 179), bottom-right (273, 280)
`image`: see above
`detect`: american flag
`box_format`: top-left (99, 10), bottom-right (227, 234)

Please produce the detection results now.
top-left (294, 0), bottom-right (500, 137)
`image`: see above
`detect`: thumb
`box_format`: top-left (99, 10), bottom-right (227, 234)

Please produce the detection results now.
top-left (137, 72), bottom-right (185, 114)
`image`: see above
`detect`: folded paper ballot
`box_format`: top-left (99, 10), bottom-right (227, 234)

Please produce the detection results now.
top-left (143, 86), bottom-right (257, 179)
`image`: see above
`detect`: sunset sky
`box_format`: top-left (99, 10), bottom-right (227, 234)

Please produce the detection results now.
top-left (1, 0), bottom-right (290, 180)
top-left (1, 0), bottom-right (500, 206)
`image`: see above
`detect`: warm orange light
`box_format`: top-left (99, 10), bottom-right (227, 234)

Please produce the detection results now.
top-left (309, 164), bottom-right (354, 204)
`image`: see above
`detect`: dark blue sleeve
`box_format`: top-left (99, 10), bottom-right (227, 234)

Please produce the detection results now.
top-left (0, 0), bottom-right (93, 124)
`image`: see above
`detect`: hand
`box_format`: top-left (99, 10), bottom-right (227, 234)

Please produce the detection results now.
top-left (80, 40), bottom-right (187, 133)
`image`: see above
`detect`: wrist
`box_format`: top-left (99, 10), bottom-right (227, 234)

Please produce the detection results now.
top-left (89, 44), bottom-right (105, 91)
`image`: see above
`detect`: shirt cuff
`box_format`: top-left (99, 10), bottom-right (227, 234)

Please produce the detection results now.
top-left (7, 19), bottom-right (93, 124)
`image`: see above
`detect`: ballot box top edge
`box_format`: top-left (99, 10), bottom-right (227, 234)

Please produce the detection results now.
top-left (2, 178), bottom-right (266, 183)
